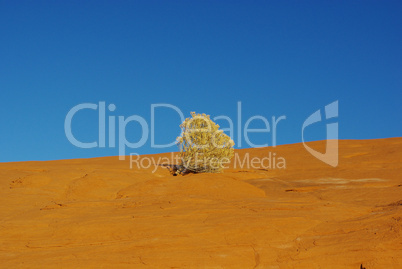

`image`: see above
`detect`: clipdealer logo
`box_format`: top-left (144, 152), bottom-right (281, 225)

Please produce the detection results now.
top-left (302, 101), bottom-right (339, 167)
top-left (64, 101), bottom-right (339, 167)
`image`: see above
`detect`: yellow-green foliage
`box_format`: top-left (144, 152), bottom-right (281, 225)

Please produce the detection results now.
top-left (176, 112), bottom-right (235, 173)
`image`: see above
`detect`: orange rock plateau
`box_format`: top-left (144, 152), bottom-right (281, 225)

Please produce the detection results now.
top-left (0, 138), bottom-right (401, 268)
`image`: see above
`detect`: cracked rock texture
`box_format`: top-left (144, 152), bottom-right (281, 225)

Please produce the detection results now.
top-left (0, 138), bottom-right (401, 268)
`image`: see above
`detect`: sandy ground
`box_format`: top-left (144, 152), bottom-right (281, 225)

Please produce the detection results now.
top-left (0, 138), bottom-right (401, 268)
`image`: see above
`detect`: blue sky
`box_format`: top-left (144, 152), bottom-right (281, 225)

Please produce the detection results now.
top-left (1, 1), bottom-right (401, 162)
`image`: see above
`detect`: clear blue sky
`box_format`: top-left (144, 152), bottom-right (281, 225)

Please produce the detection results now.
top-left (1, 1), bottom-right (401, 162)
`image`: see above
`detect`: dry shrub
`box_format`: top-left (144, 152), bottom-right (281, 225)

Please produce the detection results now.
top-left (176, 112), bottom-right (234, 173)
